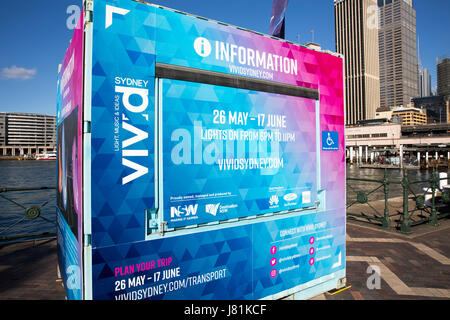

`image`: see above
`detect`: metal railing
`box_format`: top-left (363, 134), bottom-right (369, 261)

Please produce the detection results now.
top-left (347, 170), bottom-right (450, 233)
top-left (0, 186), bottom-right (57, 244)
top-left (1, 173), bottom-right (449, 244)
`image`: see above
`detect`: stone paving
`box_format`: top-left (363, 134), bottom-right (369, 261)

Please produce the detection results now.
top-left (313, 219), bottom-right (450, 300)
top-left (0, 239), bottom-right (65, 300)
top-left (0, 219), bottom-right (449, 300)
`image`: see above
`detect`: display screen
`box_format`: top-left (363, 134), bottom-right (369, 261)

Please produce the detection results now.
top-left (57, 106), bottom-right (80, 238)
top-left (162, 79), bottom-right (318, 228)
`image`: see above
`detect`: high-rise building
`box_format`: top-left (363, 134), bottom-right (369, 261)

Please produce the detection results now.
top-left (437, 55), bottom-right (450, 123)
top-left (437, 56), bottom-right (450, 98)
top-left (334, 0), bottom-right (381, 125)
top-left (378, 0), bottom-right (418, 109)
top-left (412, 96), bottom-right (448, 124)
top-left (419, 68), bottom-right (431, 97)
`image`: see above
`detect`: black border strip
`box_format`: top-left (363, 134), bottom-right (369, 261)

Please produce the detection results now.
top-left (155, 63), bottom-right (319, 100)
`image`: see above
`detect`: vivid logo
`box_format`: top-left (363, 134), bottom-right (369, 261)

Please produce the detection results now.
top-left (115, 77), bottom-right (150, 185)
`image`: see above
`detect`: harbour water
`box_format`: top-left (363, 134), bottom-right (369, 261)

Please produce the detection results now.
top-left (0, 160), bottom-right (57, 242)
top-left (1, 160), bottom-right (449, 242)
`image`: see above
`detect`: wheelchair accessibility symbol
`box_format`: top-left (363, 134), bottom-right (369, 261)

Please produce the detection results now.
top-left (322, 131), bottom-right (339, 151)
top-left (326, 133), bottom-right (335, 146)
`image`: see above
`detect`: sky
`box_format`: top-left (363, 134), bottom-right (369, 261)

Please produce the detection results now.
top-left (0, 0), bottom-right (449, 116)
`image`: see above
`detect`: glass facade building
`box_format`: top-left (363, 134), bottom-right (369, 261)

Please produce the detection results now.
top-left (378, 0), bottom-right (418, 109)
top-left (437, 57), bottom-right (450, 98)
top-left (419, 68), bottom-right (431, 98)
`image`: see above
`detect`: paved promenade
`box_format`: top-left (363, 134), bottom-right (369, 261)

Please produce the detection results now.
top-left (314, 219), bottom-right (450, 300)
top-left (0, 219), bottom-right (449, 300)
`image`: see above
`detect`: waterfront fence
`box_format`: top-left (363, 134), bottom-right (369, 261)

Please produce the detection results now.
top-left (0, 186), bottom-right (56, 244)
top-left (1, 171), bottom-right (449, 244)
top-left (347, 170), bottom-right (450, 233)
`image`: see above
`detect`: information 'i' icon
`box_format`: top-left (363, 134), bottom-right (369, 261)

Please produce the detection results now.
top-left (201, 39), bottom-right (206, 55)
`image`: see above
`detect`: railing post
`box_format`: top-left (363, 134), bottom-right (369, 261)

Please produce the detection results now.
top-left (429, 171), bottom-right (439, 227)
top-left (400, 169), bottom-right (411, 234)
top-left (382, 169), bottom-right (390, 229)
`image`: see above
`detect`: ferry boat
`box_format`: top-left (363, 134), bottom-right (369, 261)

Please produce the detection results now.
top-left (36, 151), bottom-right (57, 161)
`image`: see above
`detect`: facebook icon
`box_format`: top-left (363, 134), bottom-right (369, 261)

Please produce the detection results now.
top-left (322, 131), bottom-right (339, 151)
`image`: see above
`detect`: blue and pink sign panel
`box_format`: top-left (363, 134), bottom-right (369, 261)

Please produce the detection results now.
top-left (56, 11), bottom-right (84, 300)
top-left (57, 0), bottom-right (346, 300)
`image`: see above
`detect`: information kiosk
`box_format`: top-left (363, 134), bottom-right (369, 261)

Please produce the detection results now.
top-left (56, 0), bottom-right (346, 300)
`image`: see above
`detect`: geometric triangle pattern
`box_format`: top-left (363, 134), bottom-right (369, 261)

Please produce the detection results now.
top-left (91, 208), bottom-right (345, 300)
top-left (56, 13), bottom-right (85, 301)
top-left (86, 0), bottom-right (346, 300)
top-left (151, 3), bottom-right (345, 221)
top-left (90, 0), bottom-right (156, 249)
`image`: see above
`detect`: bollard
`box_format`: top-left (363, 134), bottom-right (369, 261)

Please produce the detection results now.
top-left (382, 169), bottom-right (390, 229)
top-left (400, 170), bottom-right (411, 234)
top-left (438, 172), bottom-right (448, 190)
top-left (429, 171), bottom-right (439, 227)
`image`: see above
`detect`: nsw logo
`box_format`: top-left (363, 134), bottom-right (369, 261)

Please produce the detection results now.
top-left (205, 203), bottom-right (220, 216)
top-left (170, 204), bottom-right (198, 218)
top-left (193, 37), bottom-right (212, 58)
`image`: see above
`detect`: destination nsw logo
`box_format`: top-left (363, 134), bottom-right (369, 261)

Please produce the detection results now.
top-left (193, 37), bottom-right (298, 77)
